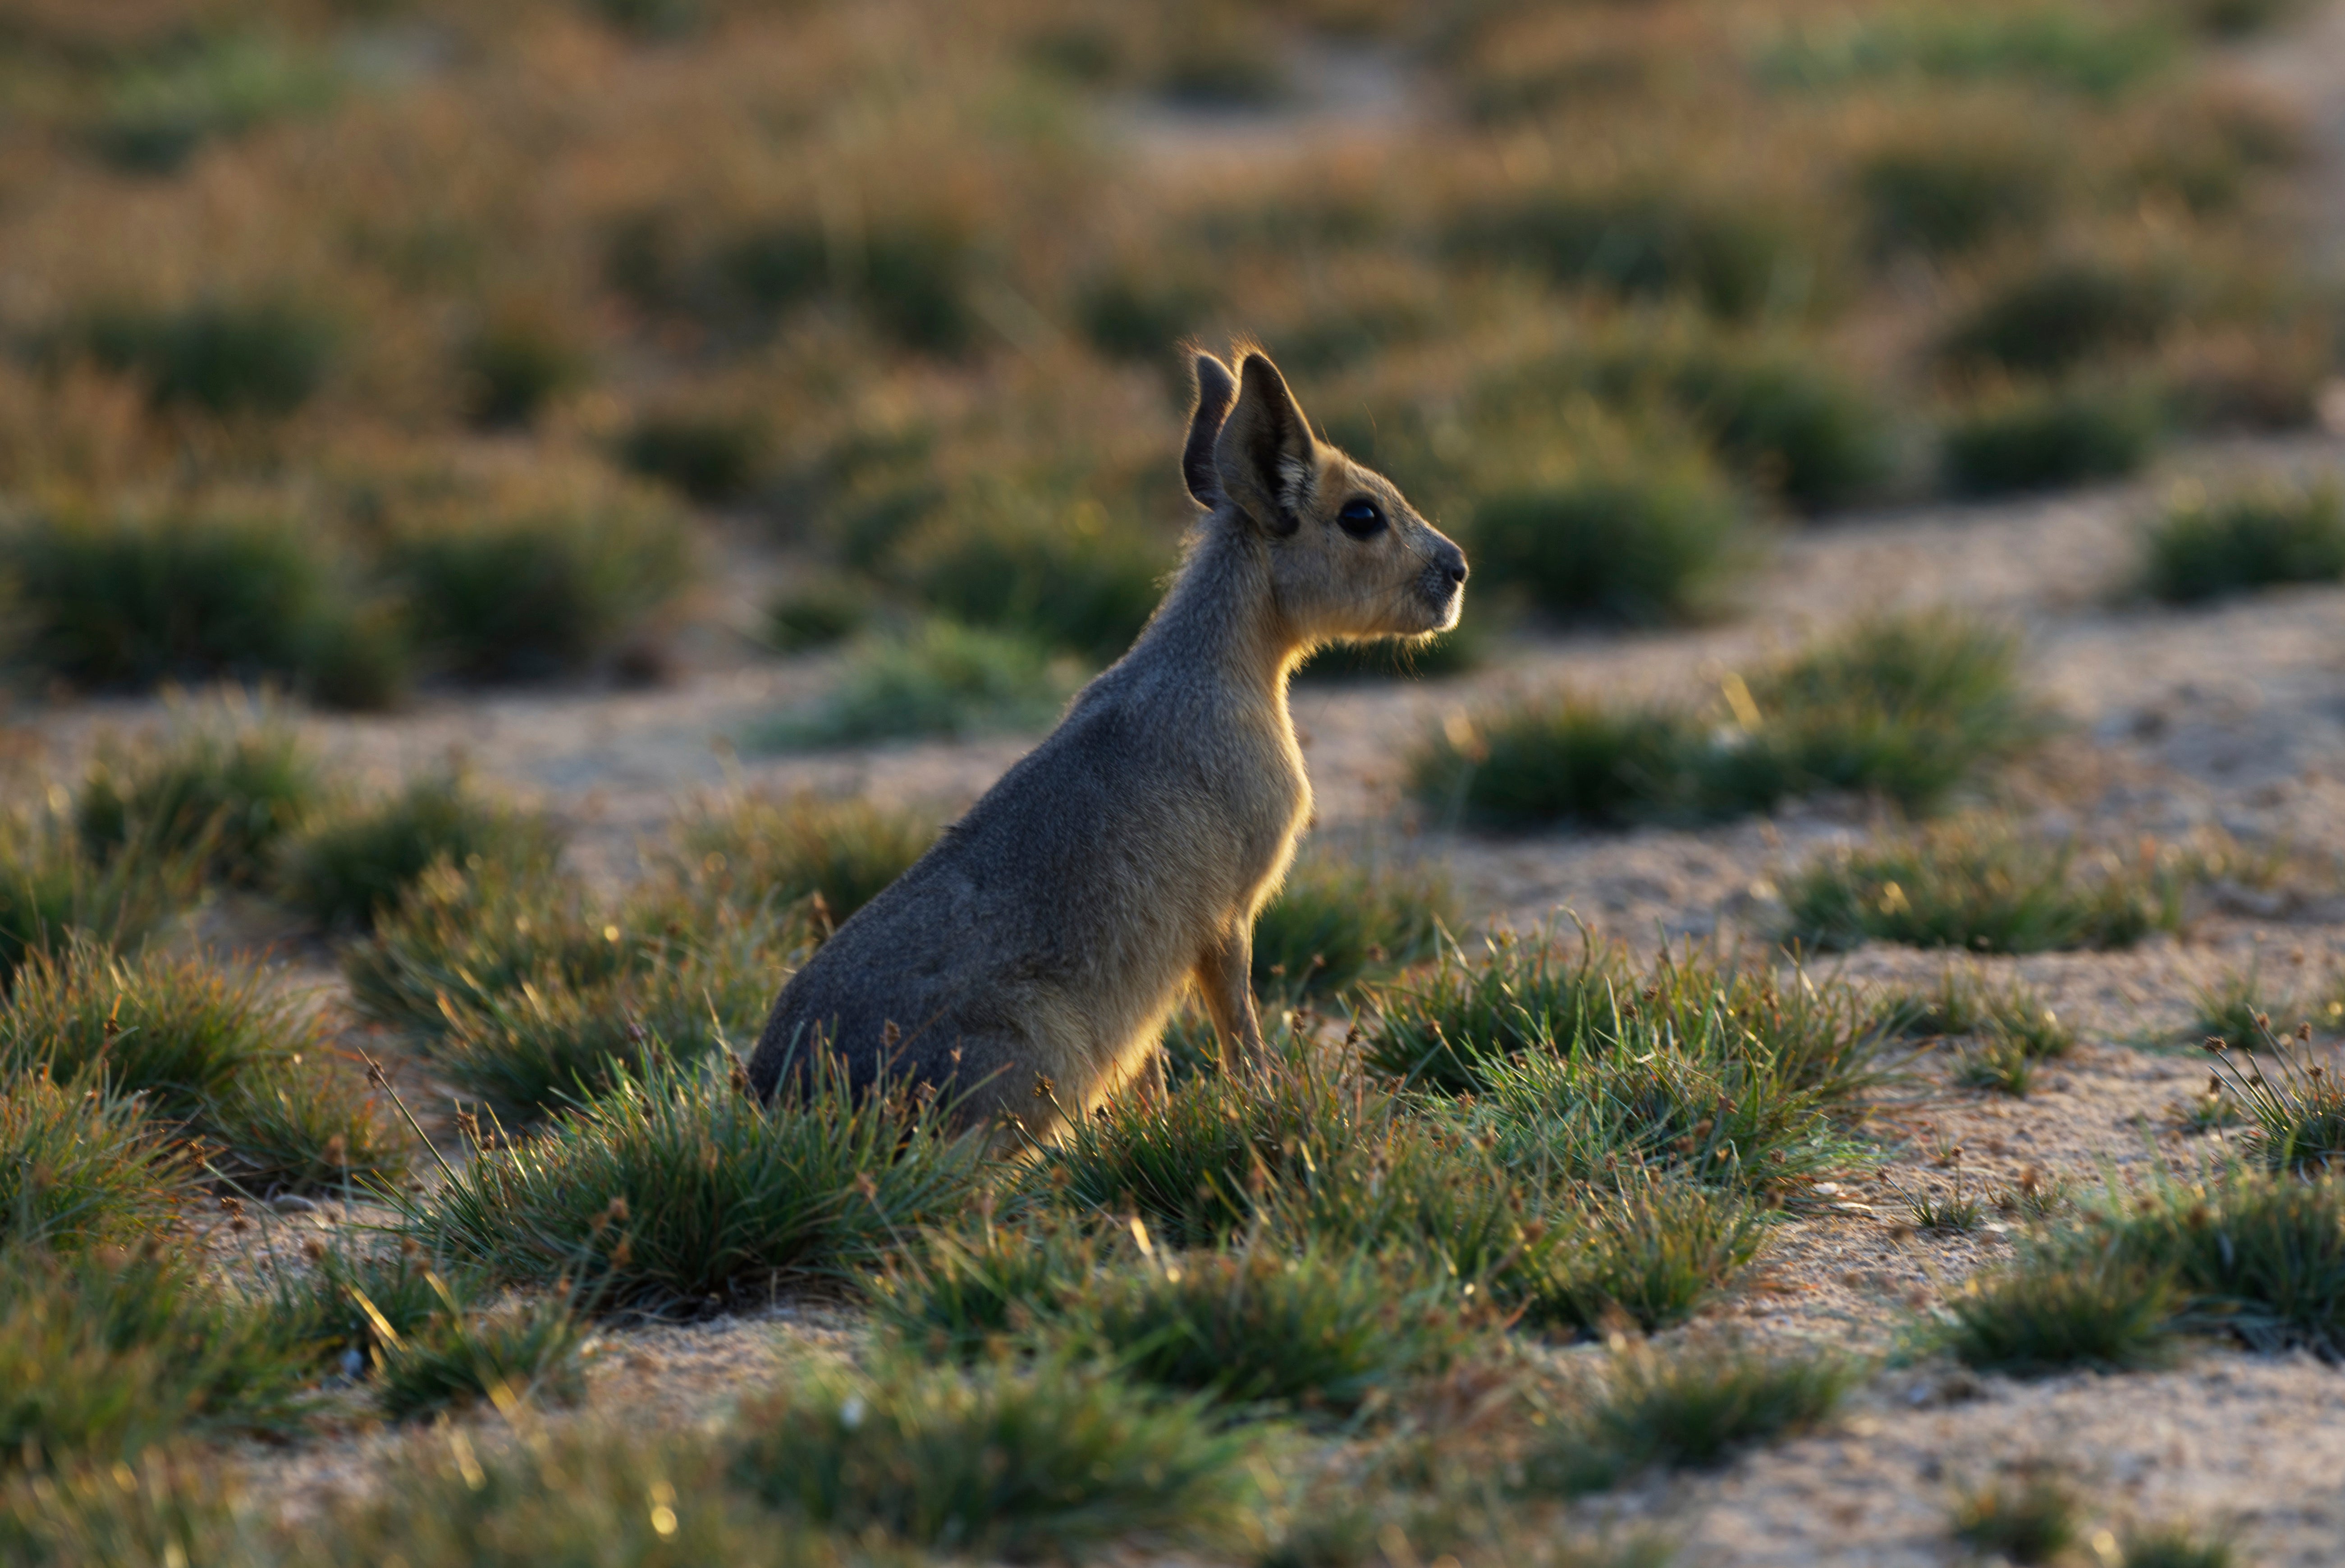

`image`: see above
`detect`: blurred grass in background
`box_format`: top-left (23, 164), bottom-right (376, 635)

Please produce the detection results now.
top-left (0, 0), bottom-right (2320, 711)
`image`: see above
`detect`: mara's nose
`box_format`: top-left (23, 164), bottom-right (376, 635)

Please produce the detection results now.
top-left (1439, 546), bottom-right (1468, 588)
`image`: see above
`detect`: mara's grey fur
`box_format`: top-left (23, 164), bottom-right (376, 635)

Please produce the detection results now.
top-left (745, 346), bottom-right (1467, 1142)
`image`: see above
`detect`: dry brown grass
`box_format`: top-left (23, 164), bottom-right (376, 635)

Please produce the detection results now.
top-left (0, 0), bottom-right (2314, 707)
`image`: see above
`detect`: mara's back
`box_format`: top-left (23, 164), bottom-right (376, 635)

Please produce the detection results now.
top-left (745, 347), bottom-right (1467, 1141)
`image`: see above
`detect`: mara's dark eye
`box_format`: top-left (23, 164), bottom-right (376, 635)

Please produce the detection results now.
top-left (1337, 499), bottom-right (1386, 540)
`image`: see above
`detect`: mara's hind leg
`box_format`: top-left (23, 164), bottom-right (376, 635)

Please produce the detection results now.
top-left (1195, 922), bottom-right (1266, 1073)
top-left (928, 1017), bottom-right (1097, 1150)
top-left (942, 1051), bottom-right (1071, 1151)
top-left (1132, 1043), bottom-right (1168, 1106)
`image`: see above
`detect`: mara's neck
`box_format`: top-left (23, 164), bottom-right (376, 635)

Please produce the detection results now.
top-left (1128, 515), bottom-right (1307, 704)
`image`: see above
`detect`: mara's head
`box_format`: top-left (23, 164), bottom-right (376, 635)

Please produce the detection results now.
top-left (1184, 347), bottom-right (1466, 652)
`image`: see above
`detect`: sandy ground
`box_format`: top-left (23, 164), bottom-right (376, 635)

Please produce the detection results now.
top-left (15, 13), bottom-right (2345, 1566)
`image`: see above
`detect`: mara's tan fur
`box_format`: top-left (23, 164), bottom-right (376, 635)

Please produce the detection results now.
top-left (746, 346), bottom-right (1468, 1141)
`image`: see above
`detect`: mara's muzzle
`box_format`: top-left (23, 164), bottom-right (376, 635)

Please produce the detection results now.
top-left (1419, 541), bottom-right (1468, 630)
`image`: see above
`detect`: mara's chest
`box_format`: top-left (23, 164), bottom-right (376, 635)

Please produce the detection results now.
top-left (1087, 672), bottom-right (1309, 885)
top-left (1205, 697), bottom-right (1310, 867)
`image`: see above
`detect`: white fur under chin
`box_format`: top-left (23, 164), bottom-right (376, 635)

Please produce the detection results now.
top-left (1417, 586), bottom-right (1463, 633)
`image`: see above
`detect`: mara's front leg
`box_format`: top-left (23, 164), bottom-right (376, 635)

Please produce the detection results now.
top-left (1195, 921), bottom-right (1267, 1074)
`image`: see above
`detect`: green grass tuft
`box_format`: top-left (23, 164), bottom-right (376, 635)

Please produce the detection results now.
top-left (1470, 455), bottom-right (1750, 627)
top-left (1510, 1179), bottom-right (1770, 1335)
top-left (1365, 928), bottom-right (1887, 1113)
top-left (278, 772), bottom-right (565, 933)
top-left (1940, 257), bottom-right (2176, 377)
top-left (0, 1449), bottom-right (241, 1565)
top-left (73, 707), bottom-right (319, 885)
top-left (1413, 611), bottom-right (2036, 828)
top-left (1951, 977), bottom-right (2079, 1092)
top-left (1903, 1178), bottom-right (1987, 1232)
top-left (2190, 967), bottom-right (2292, 1051)
top-left (385, 493), bottom-right (692, 682)
top-left (1611, 338), bottom-right (1895, 512)
top-left (1472, 1040), bottom-right (1848, 1196)
top-left (1450, 184), bottom-right (1808, 321)
top-left (673, 791), bottom-right (934, 927)
top-left (1030, 1038), bottom-right (1693, 1334)
top-left (1953, 1034), bottom-right (2038, 1096)
top-left (870, 1211), bottom-right (1104, 1362)
top-left (895, 497), bottom-right (1170, 665)
top-left (1761, 6), bottom-right (2177, 96)
top-left (206, 1059), bottom-right (409, 1194)
top-left (264, 1239), bottom-right (456, 1377)
top-left (1076, 269), bottom-right (1219, 365)
top-left (2142, 477), bottom-right (2345, 603)
top-left (1941, 381), bottom-right (2162, 496)
top-left (2, 942), bottom-right (405, 1193)
top-left (0, 812), bottom-right (195, 993)
top-left (2102, 1169), bottom-right (2345, 1350)
top-left (1292, 624), bottom-right (1486, 683)
top-left (1948, 1470), bottom-right (2079, 1565)
top-left (1983, 1167), bottom-right (2345, 1359)
top-left (376, 1294), bottom-right (590, 1421)
top-left (103, 1416), bottom-right (872, 1565)
top-left (1070, 1243), bottom-right (1484, 1418)
top-left (1040, 1036), bottom-right (1374, 1250)
top-left (1362, 926), bottom-right (1626, 1091)
top-left (1943, 1253), bottom-right (2178, 1375)
top-left (460, 307), bottom-right (588, 429)
top-left (423, 907), bottom-right (788, 1123)
top-left (0, 1079), bottom-right (189, 1253)
top-left (1408, 694), bottom-right (1695, 831)
top-left (1525, 1339), bottom-right (1855, 1495)
top-left (72, 296), bottom-right (335, 416)
top-left (2202, 1025), bottom-right (2345, 1174)
top-left (700, 214), bottom-right (976, 351)
top-left (728, 1349), bottom-right (1258, 1556)
top-left (1855, 136), bottom-right (2059, 259)
top-left (2175, 1076), bottom-right (2244, 1134)
top-left (766, 577), bottom-right (873, 652)
top-left (342, 859), bottom-right (629, 1041)
top-left (343, 850), bottom-right (797, 1124)
top-left (2119, 1522), bottom-right (2237, 1568)
top-left (1875, 971), bottom-right (2072, 1054)
top-left (1873, 969), bottom-right (1988, 1040)
top-left (1476, 334), bottom-right (1893, 512)
top-left (342, 825), bottom-right (811, 1120)
top-left (0, 506), bottom-right (402, 707)
top-left (1986, 985), bottom-right (2077, 1059)
top-left (1250, 850), bottom-right (1451, 1001)
top-left (1779, 816), bottom-right (2192, 954)
top-left (408, 1057), bottom-right (985, 1316)
top-left (1, 944), bottom-right (303, 1122)
top-left (278, 1421), bottom-right (867, 1567)
top-left (756, 619), bottom-right (1082, 748)
top-left (588, 0), bottom-right (706, 38)
top-left (620, 406), bottom-right (770, 504)
top-left (1729, 610), bottom-right (2039, 812)
top-left (0, 1242), bottom-right (312, 1470)
top-left (88, 34), bottom-right (339, 174)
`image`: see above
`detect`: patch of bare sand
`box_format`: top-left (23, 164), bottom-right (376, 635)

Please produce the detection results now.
top-left (1637, 1354), bottom-right (2345, 1566)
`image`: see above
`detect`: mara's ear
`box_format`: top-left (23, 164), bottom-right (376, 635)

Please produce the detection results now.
top-left (1182, 352), bottom-right (1237, 508)
top-left (1213, 352), bottom-right (1315, 537)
